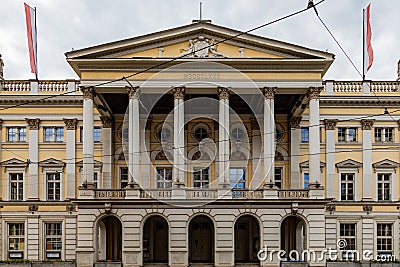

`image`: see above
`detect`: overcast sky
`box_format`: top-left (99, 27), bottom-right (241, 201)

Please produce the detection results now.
top-left (0, 0), bottom-right (399, 81)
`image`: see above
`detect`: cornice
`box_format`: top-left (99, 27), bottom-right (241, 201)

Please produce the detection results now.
top-left (0, 95), bottom-right (83, 107)
top-left (320, 96), bottom-right (400, 106)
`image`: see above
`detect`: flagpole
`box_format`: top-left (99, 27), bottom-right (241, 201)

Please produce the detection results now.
top-left (34, 6), bottom-right (38, 81)
top-left (362, 7), bottom-right (365, 81)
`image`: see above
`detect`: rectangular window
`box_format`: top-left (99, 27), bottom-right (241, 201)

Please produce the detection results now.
top-left (10, 173), bottom-right (23, 200)
top-left (339, 223), bottom-right (356, 259)
top-left (377, 223), bottom-right (393, 257)
top-left (81, 126), bottom-right (101, 142)
top-left (274, 168), bottom-right (283, 189)
top-left (44, 127), bottom-right (64, 142)
top-left (156, 167), bottom-right (173, 188)
top-left (375, 128), bottom-right (393, 142)
top-left (7, 127), bottom-right (26, 142)
top-left (93, 172), bottom-right (98, 189)
top-left (377, 174), bottom-right (391, 201)
top-left (8, 223), bottom-right (24, 259)
top-left (301, 127), bottom-right (309, 142)
top-left (120, 167), bottom-right (128, 188)
top-left (338, 127), bottom-right (357, 142)
top-left (47, 173), bottom-right (61, 200)
top-left (230, 168), bottom-right (245, 189)
top-left (45, 223), bottom-right (62, 260)
top-left (303, 173), bottom-right (309, 189)
top-left (340, 173), bottom-right (354, 201)
top-left (193, 167), bottom-right (209, 188)
top-left (94, 127), bottom-right (101, 142)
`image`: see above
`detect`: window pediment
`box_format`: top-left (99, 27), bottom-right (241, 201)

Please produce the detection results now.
top-left (373, 159), bottom-right (399, 173)
top-left (299, 160), bottom-right (325, 169)
top-left (336, 159), bottom-right (362, 169)
top-left (39, 158), bottom-right (65, 168)
top-left (1, 158), bottom-right (28, 168)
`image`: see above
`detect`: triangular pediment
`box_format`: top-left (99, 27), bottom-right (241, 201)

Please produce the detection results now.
top-left (299, 161), bottom-right (325, 168)
top-left (373, 159), bottom-right (399, 169)
top-left (39, 158), bottom-right (65, 167)
top-left (336, 159), bottom-right (362, 168)
top-left (66, 21), bottom-right (333, 74)
top-left (1, 158), bottom-right (28, 167)
top-left (76, 160), bottom-right (103, 168)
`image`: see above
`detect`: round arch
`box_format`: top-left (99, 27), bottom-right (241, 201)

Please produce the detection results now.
top-left (187, 214), bottom-right (215, 264)
top-left (234, 214), bottom-right (261, 263)
top-left (280, 214), bottom-right (308, 260)
top-left (94, 214), bottom-right (123, 262)
top-left (142, 214), bottom-right (169, 264)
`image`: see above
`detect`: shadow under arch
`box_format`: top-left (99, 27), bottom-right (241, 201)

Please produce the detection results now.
top-left (142, 214), bottom-right (169, 264)
top-left (96, 214), bottom-right (123, 262)
top-left (280, 214), bottom-right (308, 261)
top-left (234, 214), bottom-right (261, 263)
top-left (188, 214), bottom-right (215, 264)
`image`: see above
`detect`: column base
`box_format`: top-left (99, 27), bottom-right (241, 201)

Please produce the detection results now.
top-left (263, 188), bottom-right (278, 199)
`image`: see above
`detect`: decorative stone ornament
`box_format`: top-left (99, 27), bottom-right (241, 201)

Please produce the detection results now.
top-left (126, 86), bottom-right (139, 99)
top-left (29, 204), bottom-right (38, 212)
top-left (361, 119), bottom-right (375, 130)
top-left (263, 87), bottom-right (277, 99)
top-left (326, 204), bottom-right (336, 214)
top-left (81, 86), bottom-right (96, 100)
top-left (217, 87), bottom-right (230, 100)
top-left (363, 205), bottom-right (373, 214)
top-left (172, 86), bottom-right (185, 99)
top-left (63, 118), bottom-right (78, 130)
top-left (290, 117), bottom-right (302, 129)
top-left (100, 116), bottom-right (113, 128)
top-left (180, 36), bottom-right (224, 58)
top-left (308, 86), bottom-right (323, 100)
top-left (324, 119), bottom-right (338, 130)
top-left (26, 118), bottom-right (40, 130)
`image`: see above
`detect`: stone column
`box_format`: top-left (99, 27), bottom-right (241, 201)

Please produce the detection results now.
top-left (325, 119), bottom-right (338, 199)
top-left (126, 86), bottom-right (140, 186)
top-left (308, 87), bottom-right (323, 187)
top-left (26, 118), bottom-right (40, 199)
top-left (64, 118), bottom-right (77, 198)
top-left (82, 87), bottom-right (95, 186)
top-left (361, 119), bottom-right (374, 200)
top-left (101, 116), bottom-right (113, 189)
top-left (218, 87), bottom-right (230, 187)
top-left (263, 87), bottom-right (276, 186)
top-left (290, 117), bottom-right (301, 189)
top-left (172, 87), bottom-right (185, 187)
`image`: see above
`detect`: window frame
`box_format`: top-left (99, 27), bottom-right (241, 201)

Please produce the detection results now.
top-left (274, 167), bottom-right (284, 189)
top-left (192, 166), bottom-right (210, 188)
top-left (337, 127), bottom-right (358, 142)
top-left (377, 173), bottom-right (392, 201)
top-left (339, 223), bottom-right (357, 260)
top-left (43, 222), bottom-right (63, 260)
top-left (5, 167), bottom-right (27, 201)
top-left (155, 166), bottom-right (173, 189)
top-left (7, 127), bottom-right (26, 142)
top-left (120, 167), bottom-right (129, 189)
top-left (10, 173), bottom-right (24, 201)
top-left (80, 126), bottom-right (102, 142)
top-left (43, 127), bottom-right (64, 142)
top-left (229, 167), bottom-right (246, 189)
top-left (374, 127), bottom-right (394, 143)
top-left (340, 173), bottom-right (355, 201)
top-left (375, 222), bottom-right (395, 258)
top-left (7, 222), bottom-right (26, 260)
top-left (301, 127), bottom-right (309, 143)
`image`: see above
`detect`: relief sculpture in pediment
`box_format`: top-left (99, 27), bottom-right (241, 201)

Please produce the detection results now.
top-left (180, 36), bottom-right (224, 58)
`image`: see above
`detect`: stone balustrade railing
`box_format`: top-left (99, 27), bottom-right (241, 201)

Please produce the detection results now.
top-left (140, 189), bottom-right (172, 199)
top-left (231, 189), bottom-right (264, 199)
top-left (370, 81), bottom-right (399, 93)
top-left (331, 81), bottom-right (363, 93)
top-left (94, 189), bottom-right (126, 199)
top-left (1, 79), bottom-right (79, 93)
top-left (278, 189), bottom-right (310, 199)
top-left (186, 189), bottom-right (218, 199)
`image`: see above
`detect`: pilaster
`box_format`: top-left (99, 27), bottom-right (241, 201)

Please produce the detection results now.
top-left (324, 119), bottom-right (337, 199)
top-left (101, 116), bottom-right (113, 189)
top-left (26, 118), bottom-right (40, 199)
top-left (361, 119), bottom-right (374, 200)
top-left (64, 118), bottom-right (77, 198)
top-left (290, 116), bottom-right (301, 189)
top-left (263, 87), bottom-right (276, 187)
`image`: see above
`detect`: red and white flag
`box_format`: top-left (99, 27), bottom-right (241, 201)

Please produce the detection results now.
top-left (363, 3), bottom-right (373, 75)
top-left (24, 3), bottom-right (38, 77)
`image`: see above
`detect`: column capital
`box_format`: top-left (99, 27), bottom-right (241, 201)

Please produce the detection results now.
top-left (126, 86), bottom-right (139, 99)
top-left (100, 116), bottom-right (113, 128)
top-left (361, 119), bottom-right (375, 130)
top-left (307, 86), bottom-right (323, 100)
top-left (63, 118), bottom-right (78, 130)
top-left (262, 87), bottom-right (277, 99)
top-left (172, 86), bottom-right (185, 99)
top-left (217, 87), bottom-right (230, 100)
top-left (26, 118), bottom-right (40, 130)
top-left (324, 119), bottom-right (338, 130)
top-left (81, 86), bottom-right (96, 100)
top-left (290, 117), bottom-right (302, 129)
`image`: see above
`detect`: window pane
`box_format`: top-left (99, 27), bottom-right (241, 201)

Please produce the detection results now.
top-left (301, 128), bottom-right (309, 142)
top-left (55, 128), bottom-right (64, 142)
top-left (19, 128), bottom-right (26, 141)
top-left (304, 173), bottom-right (309, 189)
top-left (45, 128), bottom-right (54, 141)
top-left (94, 127), bottom-right (101, 142)
top-left (8, 128), bottom-right (17, 141)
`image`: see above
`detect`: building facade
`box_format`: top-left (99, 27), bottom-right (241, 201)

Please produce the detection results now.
top-left (0, 21), bottom-right (399, 267)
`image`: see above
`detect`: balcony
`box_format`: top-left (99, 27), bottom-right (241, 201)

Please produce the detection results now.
top-left (80, 188), bottom-right (322, 200)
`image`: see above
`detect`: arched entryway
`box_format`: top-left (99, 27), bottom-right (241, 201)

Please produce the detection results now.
top-left (280, 215), bottom-right (307, 260)
top-left (189, 215), bottom-right (214, 263)
top-left (97, 215), bottom-right (122, 262)
top-left (143, 215), bottom-right (169, 264)
top-left (234, 215), bottom-right (260, 263)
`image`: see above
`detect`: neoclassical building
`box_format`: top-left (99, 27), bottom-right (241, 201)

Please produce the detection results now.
top-left (0, 20), bottom-right (399, 267)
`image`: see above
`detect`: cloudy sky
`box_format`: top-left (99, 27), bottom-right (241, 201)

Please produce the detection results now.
top-left (0, 0), bottom-right (399, 81)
